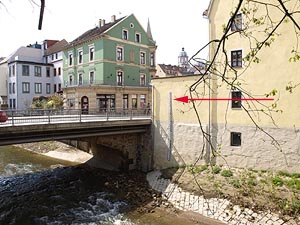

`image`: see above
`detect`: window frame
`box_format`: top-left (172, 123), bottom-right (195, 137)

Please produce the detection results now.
top-left (117, 70), bottom-right (123, 86)
top-left (140, 51), bottom-right (146, 65)
top-left (22, 65), bottom-right (29, 76)
top-left (46, 67), bottom-right (50, 77)
top-left (89, 71), bottom-right (95, 85)
top-left (230, 132), bottom-right (241, 146)
top-left (231, 49), bottom-right (243, 68)
top-left (116, 46), bottom-right (124, 61)
top-left (78, 50), bottom-right (83, 64)
top-left (122, 29), bottom-right (128, 40)
top-left (68, 53), bottom-right (73, 66)
top-left (231, 91), bottom-right (242, 109)
top-left (150, 53), bottom-right (155, 67)
top-left (34, 83), bottom-right (42, 94)
top-left (22, 82), bottom-right (30, 93)
top-left (34, 66), bottom-right (41, 77)
top-left (78, 73), bottom-right (83, 86)
top-left (89, 46), bottom-right (95, 62)
top-left (231, 13), bottom-right (243, 31)
top-left (135, 33), bottom-right (141, 43)
top-left (140, 73), bottom-right (146, 86)
top-left (46, 83), bottom-right (51, 94)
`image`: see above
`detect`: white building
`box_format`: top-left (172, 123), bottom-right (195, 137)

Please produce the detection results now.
top-left (0, 57), bottom-right (8, 107)
top-left (7, 46), bottom-right (54, 110)
top-left (44, 39), bottom-right (68, 93)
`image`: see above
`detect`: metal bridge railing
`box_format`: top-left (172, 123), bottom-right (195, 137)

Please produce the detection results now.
top-left (0, 108), bottom-right (151, 126)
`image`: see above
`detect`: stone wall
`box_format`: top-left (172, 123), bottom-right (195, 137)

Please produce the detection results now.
top-left (153, 121), bottom-right (300, 173)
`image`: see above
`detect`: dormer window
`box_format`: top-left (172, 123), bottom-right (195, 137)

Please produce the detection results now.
top-left (122, 29), bottom-right (128, 40)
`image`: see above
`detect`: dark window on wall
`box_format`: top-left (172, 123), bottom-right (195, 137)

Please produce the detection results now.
top-left (46, 83), bottom-right (51, 94)
top-left (22, 65), bottom-right (29, 76)
top-left (135, 33), bottom-right (140, 43)
top-left (231, 13), bottom-right (243, 31)
top-left (122, 30), bottom-right (128, 40)
top-left (34, 66), bottom-right (41, 76)
top-left (150, 53), bottom-right (155, 66)
top-left (231, 132), bottom-right (241, 146)
top-left (78, 73), bottom-right (83, 86)
top-left (69, 53), bottom-right (73, 66)
top-left (54, 68), bottom-right (57, 76)
top-left (54, 84), bottom-right (57, 93)
top-left (46, 67), bottom-right (50, 77)
top-left (12, 83), bottom-right (15, 94)
top-left (140, 74), bottom-right (146, 86)
top-left (231, 91), bottom-right (242, 108)
top-left (89, 47), bottom-right (94, 61)
top-left (58, 67), bottom-right (61, 75)
top-left (140, 52), bottom-right (146, 65)
top-left (58, 83), bottom-right (61, 91)
top-left (231, 50), bottom-right (242, 68)
top-left (78, 50), bottom-right (83, 64)
top-left (89, 71), bottom-right (94, 84)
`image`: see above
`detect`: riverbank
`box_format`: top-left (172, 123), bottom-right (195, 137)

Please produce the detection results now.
top-left (16, 141), bottom-right (92, 164)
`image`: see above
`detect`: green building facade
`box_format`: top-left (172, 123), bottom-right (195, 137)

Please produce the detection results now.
top-left (62, 14), bottom-right (156, 111)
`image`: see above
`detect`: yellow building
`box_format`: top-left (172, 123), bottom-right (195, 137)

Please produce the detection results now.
top-left (152, 0), bottom-right (300, 172)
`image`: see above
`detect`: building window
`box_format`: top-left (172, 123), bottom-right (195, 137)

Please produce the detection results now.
top-left (135, 33), bottom-right (141, 43)
top-left (140, 51), bottom-right (146, 65)
top-left (58, 83), bottom-right (61, 91)
top-left (54, 84), bottom-right (57, 93)
top-left (12, 83), bottom-right (15, 94)
top-left (117, 47), bottom-right (123, 61)
top-left (231, 50), bottom-right (242, 68)
top-left (58, 67), bottom-right (61, 76)
top-left (54, 68), bottom-right (57, 76)
top-left (97, 94), bottom-right (115, 110)
top-left (89, 71), bottom-right (94, 84)
top-left (22, 82), bottom-right (30, 93)
top-left (231, 132), bottom-right (241, 146)
top-left (231, 91), bottom-right (242, 108)
top-left (69, 75), bottom-right (73, 86)
top-left (140, 94), bottom-right (146, 108)
top-left (9, 83), bottom-right (12, 94)
top-left (46, 83), bottom-right (51, 94)
top-left (12, 99), bottom-right (16, 109)
top-left (55, 53), bottom-right (58, 59)
top-left (68, 53), bottom-right (73, 66)
top-left (78, 50), bottom-right (83, 64)
top-left (22, 65), bottom-right (29, 76)
top-left (150, 53), bottom-right (155, 67)
top-left (122, 29), bottom-right (128, 40)
top-left (78, 73), bottom-right (83, 86)
top-left (89, 47), bottom-right (94, 61)
top-left (9, 66), bottom-right (11, 77)
top-left (132, 94), bottom-right (137, 109)
top-left (12, 65), bottom-right (15, 76)
top-left (46, 67), bottom-right (50, 77)
top-left (123, 94), bottom-right (128, 109)
top-left (117, 71), bottom-right (123, 86)
top-left (140, 74), bottom-right (146, 86)
top-left (34, 66), bottom-right (41, 77)
top-left (231, 13), bottom-right (243, 31)
top-left (35, 83), bottom-right (42, 94)
top-left (51, 54), bottom-right (54, 61)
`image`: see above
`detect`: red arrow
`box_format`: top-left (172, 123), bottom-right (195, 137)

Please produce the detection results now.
top-left (174, 96), bottom-right (274, 103)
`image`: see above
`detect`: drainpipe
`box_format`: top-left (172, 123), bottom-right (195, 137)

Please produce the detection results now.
top-left (167, 92), bottom-right (172, 161)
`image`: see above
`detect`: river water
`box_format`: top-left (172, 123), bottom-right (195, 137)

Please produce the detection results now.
top-left (0, 145), bottom-right (136, 225)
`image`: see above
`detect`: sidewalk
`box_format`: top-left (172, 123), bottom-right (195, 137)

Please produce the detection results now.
top-left (147, 170), bottom-right (297, 225)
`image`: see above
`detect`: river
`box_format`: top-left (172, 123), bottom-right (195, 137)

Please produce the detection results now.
top-left (0, 145), bottom-right (209, 225)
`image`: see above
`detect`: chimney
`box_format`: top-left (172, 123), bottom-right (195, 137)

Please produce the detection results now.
top-left (101, 19), bottom-right (105, 27)
top-left (111, 15), bottom-right (116, 22)
top-left (99, 19), bottom-right (102, 27)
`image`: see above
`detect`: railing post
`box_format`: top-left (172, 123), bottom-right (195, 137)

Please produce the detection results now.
top-left (48, 110), bottom-right (51, 124)
top-left (130, 109), bottom-right (133, 120)
top-left (79, 110), bottom-right (82, 122)
top-left (106, 110), bottom-right (109, 121)
top-left (11, 110), bottom-right (14, 126)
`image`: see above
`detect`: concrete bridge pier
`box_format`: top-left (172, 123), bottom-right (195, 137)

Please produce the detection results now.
top-left (69, 128), bottom-right (153, 172)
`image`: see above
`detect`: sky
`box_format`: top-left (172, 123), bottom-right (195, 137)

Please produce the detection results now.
top-left (0, 0), bottom-right (210, 65)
